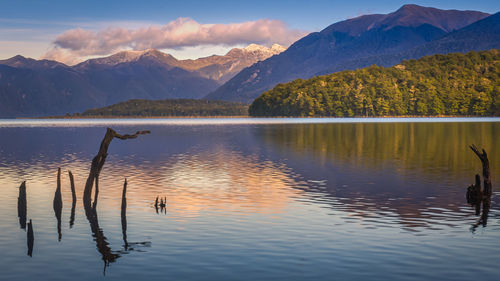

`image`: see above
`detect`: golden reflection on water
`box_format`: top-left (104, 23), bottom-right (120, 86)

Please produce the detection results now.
top-left (1, 148), bottom-right (303, 217)
top-left (257, 122), bottom-right (500, 179)
top-left (161, 150), bottom-right (302, 215)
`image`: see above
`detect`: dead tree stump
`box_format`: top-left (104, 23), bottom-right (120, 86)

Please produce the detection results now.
top-left (470, 145), bottom-right (492, 196)
top-left (468, 144), bottom-right (493, 229)
top-left (18, 181), bottom-right (27, 230)
top-left (83, 128), bottom-right (150, 207)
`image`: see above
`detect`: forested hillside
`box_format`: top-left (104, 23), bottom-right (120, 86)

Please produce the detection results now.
top-left (249, 50), bottom-right (500, 117)
top-left (80, 99), bottom-right (249, 117)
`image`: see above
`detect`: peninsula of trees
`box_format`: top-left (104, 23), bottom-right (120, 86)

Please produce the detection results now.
top-left (79, 99), bottom-right (249, 117)
top-left (249, 50), bottom-right (500, 117)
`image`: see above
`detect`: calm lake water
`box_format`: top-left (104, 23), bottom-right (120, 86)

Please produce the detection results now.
top-left (0, 118), bottom-right (499, 281)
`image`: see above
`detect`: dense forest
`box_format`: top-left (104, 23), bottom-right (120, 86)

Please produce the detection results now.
top-left (79, 99), bottom-right (249, 117)
top-left (249, 50), bottom-right (500, 117)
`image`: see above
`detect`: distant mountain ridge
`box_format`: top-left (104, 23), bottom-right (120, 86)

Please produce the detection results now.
top-left (73, 44), bottom-right (285, 83)
top-left (0, 44), bottom-right (285, 117)
top-left (205, 4), bottom-right (494, 102)
top-left (2, 4), bottom-right (499, 117)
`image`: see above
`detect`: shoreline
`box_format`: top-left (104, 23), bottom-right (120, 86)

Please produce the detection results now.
top-left (14, 115), bottom-right (500, 120)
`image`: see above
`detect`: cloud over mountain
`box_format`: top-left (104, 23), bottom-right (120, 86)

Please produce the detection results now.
top-left (43, 18), bottom-right (305, 64)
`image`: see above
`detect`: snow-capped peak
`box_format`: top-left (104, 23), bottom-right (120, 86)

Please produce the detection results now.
top-left (79, 49), bottom-right (177, 67)
top-left (270, 44), bottom-right (286, 53)
top-left (243, 43), bottom-right (285, 55)
top-left (244, 43), bottom-right (267, 52)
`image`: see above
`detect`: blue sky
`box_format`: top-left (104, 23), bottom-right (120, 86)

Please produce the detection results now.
top-left (1, 0), bottom-right (498, 63)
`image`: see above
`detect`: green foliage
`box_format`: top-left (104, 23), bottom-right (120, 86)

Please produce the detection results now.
top-left (81, 99), bottom-right (249, 117)
top-left (249, 50), bottom-right (500, 117)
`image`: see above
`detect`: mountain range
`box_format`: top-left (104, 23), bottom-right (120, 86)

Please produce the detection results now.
top-left (205, 4), bottom-right (499, 102)
top-left (0, 44), bottom-right (284, 117)
top-left (1, 4), bottom-right (500, 117)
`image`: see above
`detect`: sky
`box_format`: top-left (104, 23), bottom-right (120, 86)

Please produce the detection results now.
top-left (1, 0), bottom-right (499, 64)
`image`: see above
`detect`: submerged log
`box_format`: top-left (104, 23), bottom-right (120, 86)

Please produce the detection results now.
top-left (27, 219), bottom-right (34, 257)
top-left (69, 171), bottom-right (77, 228)
top-left (53, 168), bottom-right (62, 241)
top-left (83, 128), bottom-right (150, 207)
top-left (17, 181), bottom-right (27, 230)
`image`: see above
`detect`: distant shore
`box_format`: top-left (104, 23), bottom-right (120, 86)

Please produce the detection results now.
top-left (30, 115), bottom-right (251, 119)
top-left (14, 115), bottom-right (500, 119)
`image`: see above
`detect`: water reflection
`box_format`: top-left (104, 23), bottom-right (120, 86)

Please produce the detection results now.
top-left (255, 122), bottom-right (499, 230)
top-left (2, 123), bottom-right (498, 232)
top-left (121, 179), bottom-right (128, 250)
top-left (83, 194), bottom-right (121, 273)
top-left (256, 122), bottom-right (499, 178)
top-left (0, 121), bottom-right (499, 281)
top-left (467, 175), bottom-right (492, 231)
top-left (69, 170), bottom-right (77, 228)
top-left (27, 219), bottom-right (34, 257)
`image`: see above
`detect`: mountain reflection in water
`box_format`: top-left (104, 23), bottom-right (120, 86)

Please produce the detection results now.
top-left (0, 120), bottom-right (499, 281)
top-left (255, 122), bottom-right (499, 230)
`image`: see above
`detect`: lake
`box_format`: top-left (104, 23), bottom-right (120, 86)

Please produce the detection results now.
top-left (0, 118), bottom-right (499, 281)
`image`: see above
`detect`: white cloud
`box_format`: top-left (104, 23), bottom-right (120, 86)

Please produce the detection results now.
top-left (43, 18), bottom-right (306, 64)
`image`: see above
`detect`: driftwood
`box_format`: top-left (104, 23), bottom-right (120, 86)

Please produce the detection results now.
top-left (53, 168), bottom-right (62, 241)
top-left (467, 145), bottom-right (493, 229)
top-left (69, 171), bottom-right (76, 228)
top-left (17, 181), bottom-right (27, 230)
top-left (27, 219), bottom-right (34, 257)
top-left (83, 128), bottom-right (150, 206)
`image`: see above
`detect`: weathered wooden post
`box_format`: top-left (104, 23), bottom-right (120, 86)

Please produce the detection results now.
top-left (18, 181), bottom-right (27, 230)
